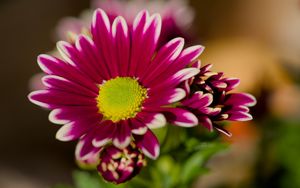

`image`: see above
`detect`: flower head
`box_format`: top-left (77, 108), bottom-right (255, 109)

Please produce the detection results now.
top-left (28, 8), bottom-right (203, 166)
top-left (180, 61), bottom-right (257, 136)
top-left (98, 143), bottom-right (146, 184)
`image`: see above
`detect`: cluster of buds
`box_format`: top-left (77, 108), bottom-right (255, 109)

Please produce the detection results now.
top-left (97, 143), bottom-right (147, 184)
top-left (181, 61), bottom-right (256, 136)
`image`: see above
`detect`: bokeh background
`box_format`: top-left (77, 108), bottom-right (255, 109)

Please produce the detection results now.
top-left (1, 0), bottom-right (300, 187)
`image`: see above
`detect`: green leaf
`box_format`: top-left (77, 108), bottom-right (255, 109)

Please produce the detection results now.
top-left (180, 142), bottom-right (228, 185)
top-left (144, 155), bottom-right (182, 188)
top-left (152, 126), bottom-right (168, 144)
top-left (161, 126), bottom-right (186, 153)
top-left (72, 171), bottom-right (127, 188)
top-left (73, 171), bottom-right (102, 188)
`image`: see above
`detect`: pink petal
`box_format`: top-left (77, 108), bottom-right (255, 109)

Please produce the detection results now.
top-left (227, 112), bottom-right (253, 121)
top-left (92, 9), bottom-right (119, 77)
top-left (112, 16), bottom-right (130, 76)
top-left (92, 121), bottom-right (116, 147)
top-left (182, 92), bottom-right (213, 108)
top-left (141, 37), bottom-right (184, 85)
top-left (137, 112), bottom-right (166, 129)
top-left (57, 40), bottom-right (104, 83)
top-left (56, 118), bottom-right (97, 141)
top-left (198, 107), bottom-right (222, 116)
top-left (163, 108), bottom-right (198, 127)
top-left (48, 106), bottom-right (100, 125)
top-left (224, 78), bottom-right (240, 91)
top-left (163, 45), bottom-right (204, 78)
top-left (150, 68), bottom-right (199, 92)
top-left (134, 130), bottom-right (160, 159)
top-left (75, 132), bottom-right (102, 161)
top-left (214, 124), bottom-right (232, 137)
top-left (129, 119), bottom-right (148, 135)
top-left (42, 75), bottom-right (97, 97)
top-left (198, 116), bottom-right (213, 131)
top-left (134, 13), bottom-right (162, 77)
top-left (146, 88), bottom-right (186, 107)
top-left (37, 54), bottom-right (98, 92)
top-left (112, 122), bottom-right (131, 149)
top-left (28, 90), bottom-right (96, 109)
top-left (225, 93), bottom-right (257, 107)
top-left (75, 35), bottom-right (111, 80)
top-left (128, 10), bottom-right (149, 76)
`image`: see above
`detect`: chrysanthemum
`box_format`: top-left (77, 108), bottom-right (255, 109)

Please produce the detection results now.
top-left (180, 61), bottom-right (257, 136)
top-left (29, 9), bottom-right (203, 163)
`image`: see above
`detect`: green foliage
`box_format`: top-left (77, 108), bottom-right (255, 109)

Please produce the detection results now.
top-left (130, 138), bottom-right (227, 188)
top-left (180, 142), bottom-right (227, 186)
top-left (276, 121), bottom-right (300, 188)
top-left (53, 171), bottom-right (128, 188)
top-left (53, 126), bottom-right (227, 188)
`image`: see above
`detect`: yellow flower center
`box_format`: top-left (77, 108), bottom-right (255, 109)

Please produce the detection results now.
top-left (97, 77), bottom-right (147, 122)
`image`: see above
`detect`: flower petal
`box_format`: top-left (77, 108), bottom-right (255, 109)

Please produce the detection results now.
top-left (227, 112), bottom-right (253, 121)
top-left (214, 124), bottom-right (232, 137)
top-left (56, 119), bottom-right (97, 142)
top-left (129, 119), bottom-right (148, 135)
top-left (28, 90), bottom-right (95, 109)
top-left (159, 45), bottom-right (204, 80)
top-left (163, 108), bottom-right (198, 127)
top-left (146, 88), bottom-right (186, 106)
top-left (198, 116), bottom-right (213, 131)
top-left (49, 106), bottom-right (100, 125)
top-left (92, 121), bottom-right (116, 147)
top-left (75, 35), bottom-right (111, 81)
top-left (112, 16), bottom-right (130, 76)
top-left (137, 112), bottom-right (166, 129)
top-left (37, 54), bottom-right (98, 92)
top-left (57, 40), bottom-right (102, 83)
top-left (91, 9), bottom-right (119, 77)
top-left (150, 68), bottom-right (199, 91)
top-left (113, 122), bottom-right (131, 149)
top-left (134, 130), bottom-right (160, 160)
top-left (182, 92), bottom-right (213, 108)
top-left (42, 75), bottom-right (97, 98)
top-left (128, 10), bottom-right (149, 77)
top-left (75, 133), bottom-right (102, 161)
top-left (141, 37), bottom-right (184, 85)
top-left (131, 12), bottom-right (162, 77)
top-left (224, 78), bottom-right (240, 91)
top-left (225, 93), bottom-right (257, 107)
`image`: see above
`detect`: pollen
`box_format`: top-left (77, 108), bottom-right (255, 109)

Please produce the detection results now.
top-left (97, 77), bottom-right (147, 122)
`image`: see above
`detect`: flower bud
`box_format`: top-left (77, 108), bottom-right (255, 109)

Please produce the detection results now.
top-left (181, 61), bottom-right (257, 136)
top-left (97, 143), bottom-right (146, 184)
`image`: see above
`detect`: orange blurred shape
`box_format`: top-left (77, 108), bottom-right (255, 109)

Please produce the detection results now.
top-left (223, 121), bottom-right (258, 143)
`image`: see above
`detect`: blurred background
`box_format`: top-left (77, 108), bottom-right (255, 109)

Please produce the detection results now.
top-left (0, 0), bottom-right (300, 187)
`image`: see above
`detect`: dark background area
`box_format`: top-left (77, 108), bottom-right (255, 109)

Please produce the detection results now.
top-left (0, 1), bottom-right (90, 186)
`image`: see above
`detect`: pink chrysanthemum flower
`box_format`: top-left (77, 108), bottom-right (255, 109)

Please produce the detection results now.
top-left (180, 61), bottom-right (257, 136)
top-left (28, 9), bottom-right (203, 163)
top-left (98, 143), bottom-right (146, 184)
